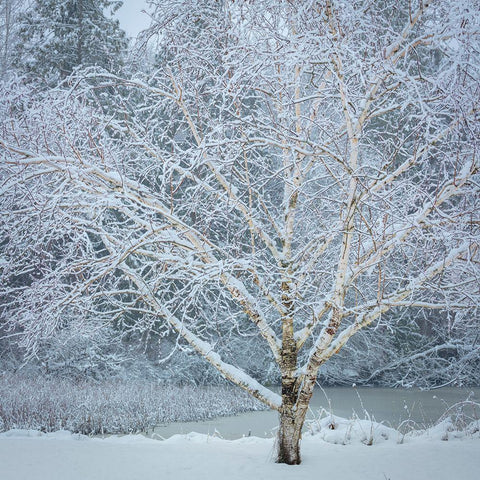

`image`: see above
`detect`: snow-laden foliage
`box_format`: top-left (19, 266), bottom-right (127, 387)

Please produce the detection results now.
top-left (0, 374), bottom-right (265, 434)
top-left (1, 0), bottom-right (479, 464)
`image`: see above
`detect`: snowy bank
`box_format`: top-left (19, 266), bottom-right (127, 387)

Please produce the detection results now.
top-left (0, 417), bottom-right (479, 480)
top-left (0, 376), bottom-right (265, 434)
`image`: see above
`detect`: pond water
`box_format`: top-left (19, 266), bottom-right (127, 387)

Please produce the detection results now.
top-left (153, 386), bottom-right (480, 440)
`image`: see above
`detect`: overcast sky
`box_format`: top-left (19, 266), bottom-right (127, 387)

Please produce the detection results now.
top-left (115, 0), bottom-right (152, 38)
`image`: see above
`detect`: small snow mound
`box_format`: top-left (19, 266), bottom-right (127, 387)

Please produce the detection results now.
top-left (306, 412), bottom-right (399, 445)
top-left (99, 434), bottom-right (159, 444)
top-left (44, 430), bottom-right (88, 441)
top-left (0, 429), bottom-right (44, 438)
top-left (406, 417), bottom-right (480, 442)
top-left (164, 432), bottom-right (220, 444)
top-left (235, 435), bottom-right (273, 445)
top-left (0, 429), bottom-right (89, 441)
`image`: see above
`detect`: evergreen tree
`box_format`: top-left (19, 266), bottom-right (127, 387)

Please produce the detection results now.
top-left (13, 0), bottom-right (127, 85)
top-left (0, 0), bottom-right (25, 77)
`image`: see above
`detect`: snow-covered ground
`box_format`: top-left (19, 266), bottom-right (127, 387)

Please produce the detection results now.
top-left (1, 416), bottom-right (478, 480)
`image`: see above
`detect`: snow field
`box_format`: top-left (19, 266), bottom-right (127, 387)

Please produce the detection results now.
top-left (0, 426), bottom-right (479, 480)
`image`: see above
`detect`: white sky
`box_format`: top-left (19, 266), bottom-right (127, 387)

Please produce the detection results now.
top-left (115, 0), bottom-right (152, 38)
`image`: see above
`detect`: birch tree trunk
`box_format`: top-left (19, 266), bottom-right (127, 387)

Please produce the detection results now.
top-left (277, 404), bottom-right (305, 465)
top-left (277, 366), bottom-right (315, 464)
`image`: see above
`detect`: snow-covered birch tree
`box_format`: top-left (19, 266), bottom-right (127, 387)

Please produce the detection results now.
top-left (1, 0), bottom-right (479, 464)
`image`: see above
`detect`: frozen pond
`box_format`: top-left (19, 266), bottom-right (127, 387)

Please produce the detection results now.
top-left (153, 386), bottom-right (480, 440)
